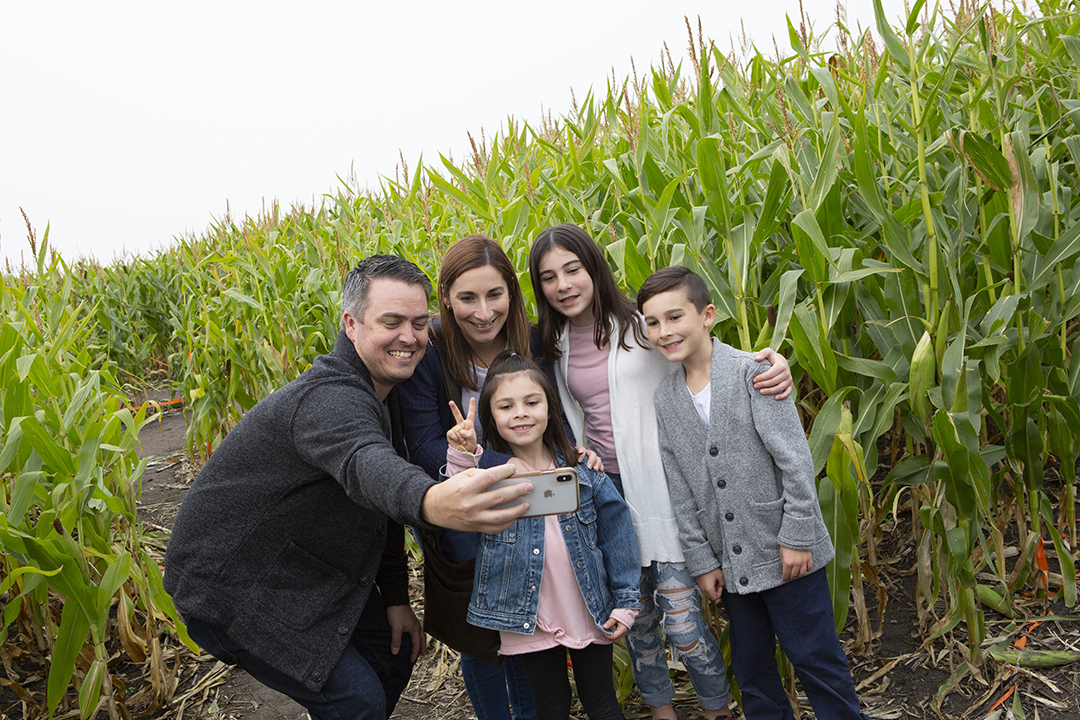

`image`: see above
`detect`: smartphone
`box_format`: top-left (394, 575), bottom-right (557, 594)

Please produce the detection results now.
top-left (489, 467), bottom-right (580, 517)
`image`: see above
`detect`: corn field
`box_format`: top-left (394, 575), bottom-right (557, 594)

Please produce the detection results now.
top-left (3, 0), bottom-right (1080, 717)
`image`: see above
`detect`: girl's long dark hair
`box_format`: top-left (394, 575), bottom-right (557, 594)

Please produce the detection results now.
top-left (436, 235), bottom-right (531, 391)
top-left (528, 223), bottom-right (649, 365)
top-left (478, 351), bottom-right (578, 466)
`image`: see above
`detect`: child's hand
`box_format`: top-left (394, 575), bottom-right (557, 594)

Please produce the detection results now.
top-left (753, 348), bottom-right (793, 400)
top-left (576, 445), bottom-right (604, 472)
top-left (696, 568), bottom-right (725, 601)
top-left (780, 546), bottom-right (813, 582)
top-left (447, 398), bottom-right (478, 454)
top-left (602, 616), bottom-right (629, 641)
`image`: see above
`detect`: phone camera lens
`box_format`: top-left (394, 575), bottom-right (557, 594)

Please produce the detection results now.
top-left (558, 474), bottom-right (571, 482)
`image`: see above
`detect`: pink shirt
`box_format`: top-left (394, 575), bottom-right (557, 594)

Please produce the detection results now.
top-left (565, 323), bottom-right (620, 474)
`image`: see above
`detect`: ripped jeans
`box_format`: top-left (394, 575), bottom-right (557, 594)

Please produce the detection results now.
top-left (626, 562), bottom-right (732, 711)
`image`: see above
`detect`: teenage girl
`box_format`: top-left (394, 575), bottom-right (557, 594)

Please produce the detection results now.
top-left (445, 351), bottom-right (640, 720)
top-left (528, 223), bottom-right (793, 720)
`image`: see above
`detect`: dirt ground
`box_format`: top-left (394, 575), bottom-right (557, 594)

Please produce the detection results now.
top-left (6, 402), bottom-right (1079, 719)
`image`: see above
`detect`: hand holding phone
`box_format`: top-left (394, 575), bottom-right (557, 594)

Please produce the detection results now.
top-left (489, 467), bottom-right (580, 517)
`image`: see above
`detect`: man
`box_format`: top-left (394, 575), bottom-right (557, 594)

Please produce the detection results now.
top-left (164, 255), bottom-right (531, 720)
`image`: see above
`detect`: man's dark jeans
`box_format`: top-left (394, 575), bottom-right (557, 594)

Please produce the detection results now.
top-left (184, 589), bottom-right (414, 720)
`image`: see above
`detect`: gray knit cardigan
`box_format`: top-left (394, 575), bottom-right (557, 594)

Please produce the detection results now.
top-left (653, 339), bottom-right (834, 594)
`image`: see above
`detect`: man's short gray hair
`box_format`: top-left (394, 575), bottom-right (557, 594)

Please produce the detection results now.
top-left (341, 255), bottom-right (433, 327)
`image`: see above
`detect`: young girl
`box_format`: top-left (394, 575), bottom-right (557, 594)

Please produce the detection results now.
top-left (444, 351), bottom-right (640, 720)
top-left (528, 224), bottom-right (794, 720)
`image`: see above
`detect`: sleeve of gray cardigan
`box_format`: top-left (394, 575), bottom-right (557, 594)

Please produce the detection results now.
top-left (291, 381), bottom-right (435, 529)
top-left (655, 393), bottom-right (721, 578)
top-left (745, 362), bottom-right (820, 550)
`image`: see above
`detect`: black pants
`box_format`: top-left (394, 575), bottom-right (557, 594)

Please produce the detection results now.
top-left (518, 643), bottom-right (623, 720)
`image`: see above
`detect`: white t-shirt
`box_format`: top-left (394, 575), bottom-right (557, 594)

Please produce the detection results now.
top-left (689, 381), bottom-right (711, 426)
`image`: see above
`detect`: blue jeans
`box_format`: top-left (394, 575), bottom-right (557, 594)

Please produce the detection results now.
top-left (461, 654), bottom-right (537, 720)
top-left (723, 569), bottom-right (868, 720)
top-left (183, 589), bottom-right (413, 720)
top-left (625, 562), bottom-right (731, 711)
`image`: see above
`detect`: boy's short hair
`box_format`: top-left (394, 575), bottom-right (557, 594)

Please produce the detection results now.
top-left (636, 266), bottom-right (712, 314)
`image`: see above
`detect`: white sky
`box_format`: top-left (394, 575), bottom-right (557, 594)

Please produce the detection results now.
top-left (1, 0), bottom-right (911, 267)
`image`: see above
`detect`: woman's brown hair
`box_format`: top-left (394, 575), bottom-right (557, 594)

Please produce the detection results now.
top-left (528, 223), bottom-right (649, 365)
top-left (437, 235), bottom-right (531, 391)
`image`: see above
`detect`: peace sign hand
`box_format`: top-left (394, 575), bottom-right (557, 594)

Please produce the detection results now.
top-left (447, 397), bottom-right (478, 454)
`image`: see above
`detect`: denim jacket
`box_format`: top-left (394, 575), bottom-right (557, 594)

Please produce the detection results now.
top-left (467, 459), bottom-right (641, 635)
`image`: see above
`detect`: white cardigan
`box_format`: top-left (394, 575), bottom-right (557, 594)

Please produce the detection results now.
top-left (554, 316), bottom-right (685, 566)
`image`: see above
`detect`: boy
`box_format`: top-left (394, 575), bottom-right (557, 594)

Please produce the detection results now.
top-left (637, 266), bottom-right (868, 720)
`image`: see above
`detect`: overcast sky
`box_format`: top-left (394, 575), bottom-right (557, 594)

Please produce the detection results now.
top-left (2, 0), bottom-right (912, 268)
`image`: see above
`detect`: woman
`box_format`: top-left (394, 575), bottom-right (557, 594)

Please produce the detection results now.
top-left (396, 235), bottom-right (538, 720)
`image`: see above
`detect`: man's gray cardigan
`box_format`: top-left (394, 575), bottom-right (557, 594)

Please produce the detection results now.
top-left (654, 339), bottom-right (834, 594)
top-left (164, 330), bottom-right (435, 691)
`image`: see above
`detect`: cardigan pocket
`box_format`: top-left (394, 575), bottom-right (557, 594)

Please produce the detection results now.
top-left (747, 496), bottom-right (785, 550)
top-left (254, 541), bottom-right (346, 630)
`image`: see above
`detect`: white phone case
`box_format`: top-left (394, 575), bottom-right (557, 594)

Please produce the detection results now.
top-left (489, 467), bottom-right (580, 517)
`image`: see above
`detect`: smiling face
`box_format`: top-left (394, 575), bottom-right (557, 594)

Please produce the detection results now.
top-left (343, 277), bottom-right (430, 399)
top-left (446, 264), bottom-right (510, 354)
top-left (536, 245), bottom-right (596, 326)
top-left (489, 372), bottom-right (550, 456)
top-left (641, 288), bottom-right (715, 366)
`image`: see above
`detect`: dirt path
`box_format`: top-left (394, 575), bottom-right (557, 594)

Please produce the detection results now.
top-left (134, 404), bottom-right (1080, 720)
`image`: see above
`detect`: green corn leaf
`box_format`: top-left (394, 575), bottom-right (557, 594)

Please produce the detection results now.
top-left (222, 288), bottom-right (263, 310)
top-left (1057, 36), bottom-right (1080, 69)
top-left (957, 130), bottom-right (1011, 192)
top-left (17, 416), bottom-right (75, 477)
top-left (1028, 213), bottom-right (1080, 291)
top-left (807, 387), bottom-right (857, 474)
top-left (605, 238), bottom-right (653, 291)
top-left (906, 0), bottom-right (927, 35)
top-left (808, 118), bottom-right (842, 214)
top-left (835, 353), bottom-right (900, 385)
top-left (770, 269), bottom-right (803, 350)
top-left (78, 658), bottom-right (106, 720)
top-left (874, 0), bottom-right (912, 73)
top-left (48, 599), bottom-right (91, 718)
top-left (684, 253), bottom-right (739, 323)
top-left (1040, 496), bottom-right (1077, 606)
top-left (789, 303), bottom-right (837, 395)
top-left (753, 158), bottom-right (791, 246)
top-left (1005, 131), bottom-right (1041, 253)
top-left (0, 419), bottom-right (23, 475)
top-left (791, 210), bottom-right (833, 285)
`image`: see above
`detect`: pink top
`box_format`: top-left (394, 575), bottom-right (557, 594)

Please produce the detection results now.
top-left (446, 445), bottom-right (483, 475)
top-left (566, 323), bottom-right (620, 474)
top-left (446, 449), bottom-right (634, 655)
